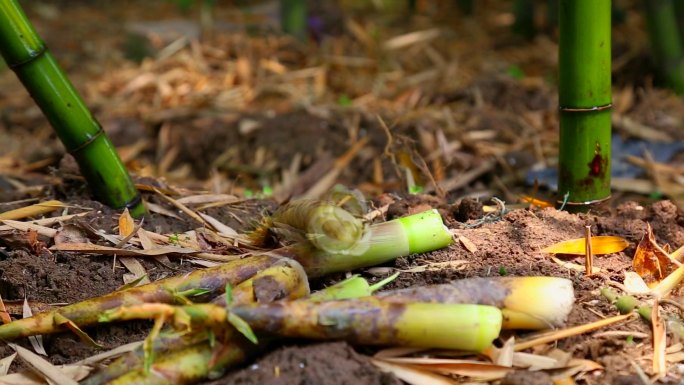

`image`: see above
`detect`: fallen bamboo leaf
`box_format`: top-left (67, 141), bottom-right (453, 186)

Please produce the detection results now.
top-left (0, 353), bottom-right (16, 375)
top-left (117, 209), bottom-right (149, 285)
top-left (144, 201), bottom-right (181, 219)
top-left (137, 227), bottom-right (172, 267)
top-left (0, 365), bottom-right (91, 385)
top-left (0, 200), bottom-right (64, 221)
top-left (514, 313), bottom-right (635, 351)
top-left (74, 341), bottom-right (143, 366)
top-left (541, 236), bottom-right (629, 255)
top-left (372, 359), bottom-right (460, 385)
top-left (1, 220), bottom-right (57, 238)
top-left (0, 212), bottom-right (90, 232)
top-left (9, 343), bottom-right (79, 385)
top-left (551, 256), bottom-right (602, 274)
top-left (458, 235), bottom-right (478, 253)
top-left (198, 213), bottom-right (238, 236)
top-left (176, 194), bottom-right (238, 205)
top-left (50, 243), bottom-right (199, 257)
top-left (379, 357), bottom-right (512, 380)
top-left (382, 28), bottom-right (441, 50)
top-left (23, 299), bottom-right (46, 356)
top-left (153, 188), bottom-right (214, 229)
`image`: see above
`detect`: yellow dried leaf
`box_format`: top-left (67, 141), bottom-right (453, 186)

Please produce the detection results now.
top-left (541, 236), bottom-right (629, 255)
top-left (458, 235), bottom-right (478, 253)
top-left (118, 208), bottom-right (136, 237)
top-left (520, 196), bottom-right (554, 208)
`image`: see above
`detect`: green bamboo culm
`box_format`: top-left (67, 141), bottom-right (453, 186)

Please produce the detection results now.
top-left (0, 0), bottom-right (145, 217)
top-left (674, 0), bottom-right (684, 46)
top-left (280, 0), bottom-right (307, 41)
top-left (557, 0), bottom-right (612, 210)
top-left (643, 0), bottom-right (684, 94)
top-left (513, 0), bottom-right (536, 40)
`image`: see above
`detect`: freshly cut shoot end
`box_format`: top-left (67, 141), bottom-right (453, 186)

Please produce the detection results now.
top-left (304, 209), bottom-right (453, 276)
top-left (500, 277), bottom-right (575, 329)
top-left (378, 276), bottom-right (574, 330)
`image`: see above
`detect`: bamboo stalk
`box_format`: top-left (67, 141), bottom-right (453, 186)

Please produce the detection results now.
top-left (280, 0), bottom-right (307, 40)
top-left (513, 0), bottom-right (536, 40)
top-left (0, 0), bottom-right (144, 217)
top-left (643, 0), bottom-right (684, 94)
top-left (557, 0), bottom-right (612, 210)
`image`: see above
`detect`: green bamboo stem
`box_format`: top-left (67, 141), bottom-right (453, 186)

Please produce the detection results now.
top-left (0, 0), bottom-right (144, 217)
top-left (513, 0), bottom-right (536, 40)
top-left (280, 0), bottom-right (307, 40)
top-left (674, 1), bottom-right (684, 47)
top-left (546, 0), bottom-right (559, 32)
top-left (643, 0), bottom-right (684, 94)
top-left (558, 0), bottom-right (612, 209)
top-left (456, 0), bottom-right (474, 16)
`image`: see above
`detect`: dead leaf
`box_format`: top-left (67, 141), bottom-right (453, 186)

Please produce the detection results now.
top-left (23, 299), bottom-right (46, 356)
top-left (372, 359), bottom-right (460, 385)
top-left (118, 208), bottom-right (136, 237)
top-left (50, 243), bottom-right (198, 257)
top-left (379, 357), bottom-right (512, 380)
top-left (542, 236), bottom-right (629, 255)
top-left (176, 194), bottom-right (238, 205)
top-left (0, 353), bottom-right (16, 375)
top-left (199, 213), bottom-right (238, 236)
top-left (458, 235), bottom-right (478, 253)
top-left (1, 221), bottom-right (56, 238)
top-left (551, 256), bottom-right (602, 274)
top-left (9, 343), bottom-right (79, 385)
top-left (0, 200), bottom-right (64, 221)
top-left (116, 210), bottom-right (149, 285)
top-left (633, 224), bottom-right (675, 285)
